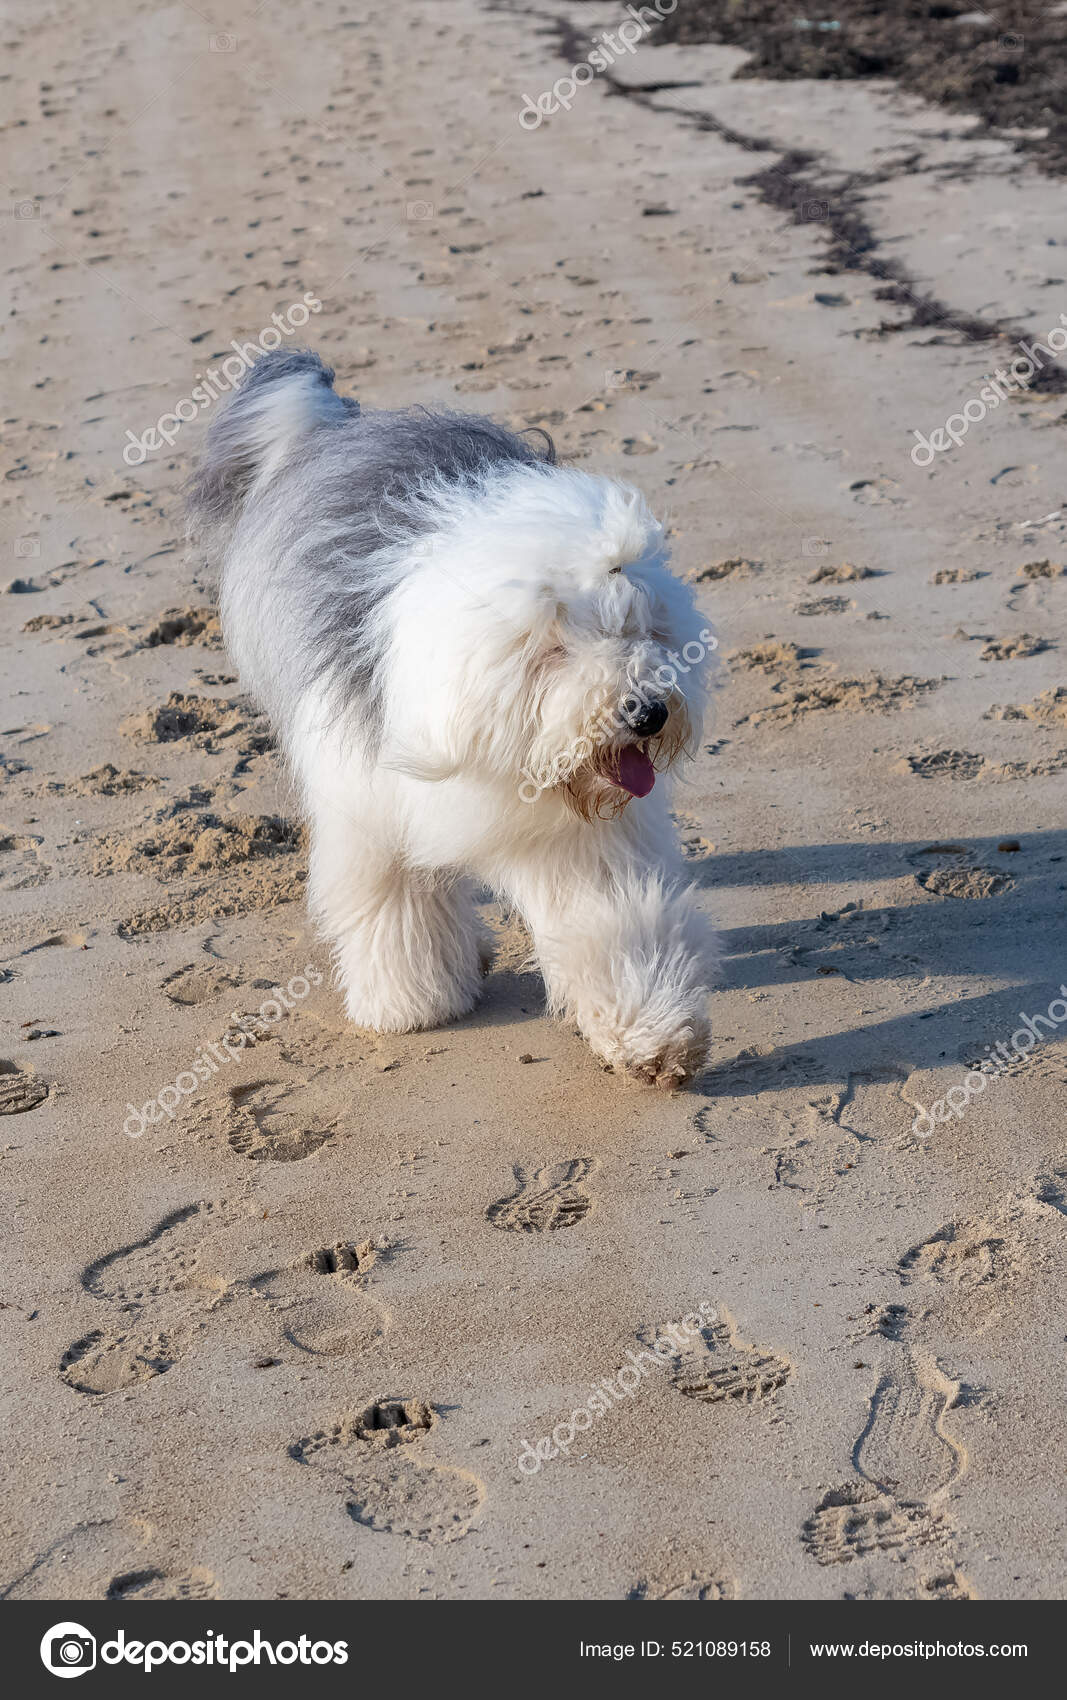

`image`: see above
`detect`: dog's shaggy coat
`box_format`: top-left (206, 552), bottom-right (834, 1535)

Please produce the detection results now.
top-left (190, 350), bottom-right (718, 1085)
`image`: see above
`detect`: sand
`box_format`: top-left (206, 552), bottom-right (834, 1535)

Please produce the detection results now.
top-left (1, 0), bottom-right (1065, 1602)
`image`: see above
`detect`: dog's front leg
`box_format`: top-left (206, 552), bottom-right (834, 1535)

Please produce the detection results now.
top-left (508, 862), bottom-right (717, 1088)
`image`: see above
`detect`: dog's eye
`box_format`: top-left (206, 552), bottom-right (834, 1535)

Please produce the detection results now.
top-left (608, 565), bottom-right (622, 575)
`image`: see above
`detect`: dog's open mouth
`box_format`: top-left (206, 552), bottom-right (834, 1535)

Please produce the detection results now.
top-left (603, 743), bottom-right (656, 798)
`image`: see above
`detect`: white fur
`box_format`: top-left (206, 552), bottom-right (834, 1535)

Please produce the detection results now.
top-left (207, 366), bottom-right (720, 1087)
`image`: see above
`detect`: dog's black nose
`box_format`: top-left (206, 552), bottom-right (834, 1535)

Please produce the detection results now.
top-left (626, 699), bottom-right (668, 739)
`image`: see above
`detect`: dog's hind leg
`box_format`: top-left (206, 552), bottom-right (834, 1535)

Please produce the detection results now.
top-left (306, 801), bottom-right (487, 1033)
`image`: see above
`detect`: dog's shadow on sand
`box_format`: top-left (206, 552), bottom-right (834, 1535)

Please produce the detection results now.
top-left (692, 829), bottom-right (1067, 1096)
top-left (461, 831), bottom-right (1067, 1096)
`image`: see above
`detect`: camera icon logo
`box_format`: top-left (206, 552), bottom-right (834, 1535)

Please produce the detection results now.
top-left (802, 537), bottom-right (830, 558)
top-left (800, 198), bottom-right (829, 222)
top-left (40, 1623), bottom-right (96, 1679)
top-left (14, 200), bottom-right (41, 219)
top-left (406, 201), bottom-right (434, 221)
top-left (211, 33), bottom-right (237, 53)
top-left (15, 537), bottom-right (40, 558)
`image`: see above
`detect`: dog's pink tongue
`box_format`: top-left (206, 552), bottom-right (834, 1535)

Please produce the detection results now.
top-left (614, 745), bottom-right (656, 798)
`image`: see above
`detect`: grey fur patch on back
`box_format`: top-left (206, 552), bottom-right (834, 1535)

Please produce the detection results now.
top-left (281, 406), bottom-right (556, 735)
top-left (196, 350), bottom-right (557, 746)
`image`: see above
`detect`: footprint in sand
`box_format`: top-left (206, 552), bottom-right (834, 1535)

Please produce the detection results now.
top-left (291, 1401), bottom-right (485, 1543)
top-left (0, 1059), bottom-right (50, 1114)
top-left (136, 607), bottom-right (222, 651)
top-left (836, 1064), bottom-right (919, 1145)
top-left (854, 1356), bottom-right (966, 1502)
top-left (226, 1080), bottom-right (337, 1163)
top-left (630, 1572), bottom-right (737, 1600)
top-left (106, 1566), bottom-right (218, 1601)
top-left (0, 830), bottom-right (50, 890)
top-left (653, 1307), bottom-right (792, 1407)
top-left (83, 1200), bottom-right (238, 1308)
top-left (771, 1065), bottom-right (919, 1204)
top-left (908, 843), bottom-right (1013, 900)
top-left (1035, 1163), bottom-right (1067, 1215)
top-left (60, 1327), bottom-right (181, 1395)
top-left (1, 1519), bottom-right (213, 1602)
top-left (898, 750), bottom-right (985, 781)
top-left (802, 1483), bottom-right (944, 1567)
top-left (898, 1218), bottom-right (1008, 1289)
top-left (161, 962), bottom-right (245, 1006)
top-left (486, 1159), bottom-right (594, 1232)
top-left (119, 692), bottom-right (269, 755)
top-left (252, 1240), bottom-right (387, 1358)
top-left (61, 1199), bottom-right (242, 1397)
top-left (803, 1345), bottom-right (966, 1584)
top-left (916, 1568), bottom-right (976, 1600)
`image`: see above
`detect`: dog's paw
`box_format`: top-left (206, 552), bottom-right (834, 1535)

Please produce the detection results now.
top-left (585, 1009), bottom-right (710, 1090)
top-left (627, 1027), bottom-right (709, 1090)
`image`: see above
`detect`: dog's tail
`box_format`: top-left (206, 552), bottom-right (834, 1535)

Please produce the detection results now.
top-left (187, 348), bottom-right (355, 537)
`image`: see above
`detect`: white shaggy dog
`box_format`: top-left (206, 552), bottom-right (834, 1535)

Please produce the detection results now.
top-left (190, 350), bottom-right (719, 1087)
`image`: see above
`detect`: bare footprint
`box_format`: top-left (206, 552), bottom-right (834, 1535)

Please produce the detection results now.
top-left (1, 1520), bottom-right (169, 1601)
top-left (836, 1065), bottom-right (914, 1144)
top-left (162, 962), bottom-right (245, 1005)
top-left (227, 1081), bottom-right (337, 1163)
top-left (252, 1240), bottom-right (386, 1358)
top-left (106, 1566), bottom-right (218, 1601)
top-left (898, 1218), bottom-right (1008, 1289)
top-left (291, 1401), bottom-right (484, 1543)
top-left (83, 1200), bottom-right (237, 1308)
top-left (630, 1572), bottom-right (737, 1600)
top-left (60, 1328), bottom-right (180, 1395)
top-left (654, 1307), bottom-right (792, 1406)
top-left (486, 1159), bottom-right (593, 1232)
top-left (63, 1200), bottom-right (242, 1395)
top-left (772, 1066), bottom-right (921, 1204)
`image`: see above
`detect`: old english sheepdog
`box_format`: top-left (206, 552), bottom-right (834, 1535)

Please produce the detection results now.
top-left (190, 350), bottom-right (719, 1086)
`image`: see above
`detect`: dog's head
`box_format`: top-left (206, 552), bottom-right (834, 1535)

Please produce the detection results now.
top-left (386, 464), bottom-right (714, 817)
